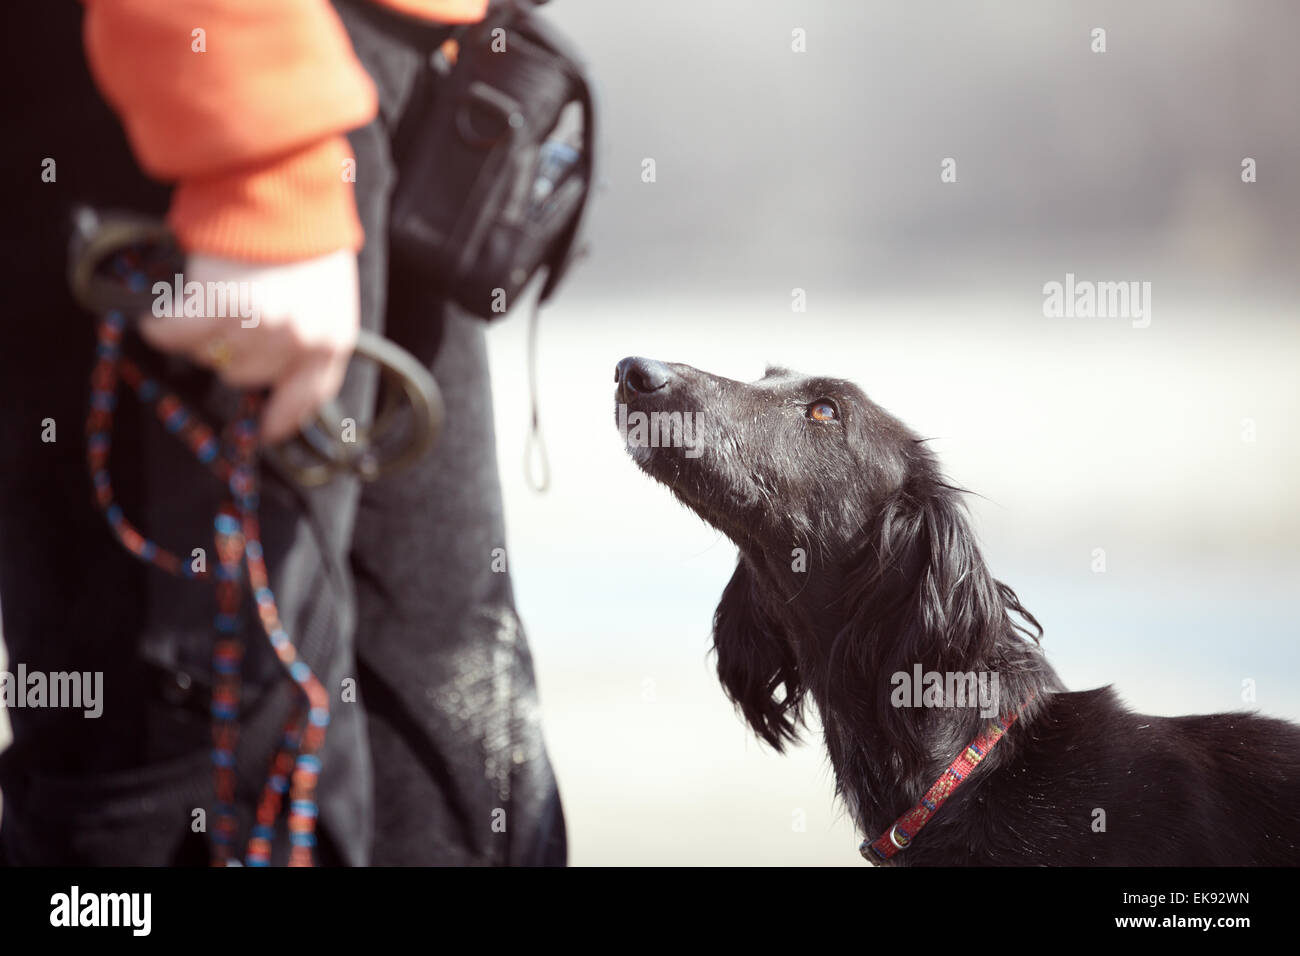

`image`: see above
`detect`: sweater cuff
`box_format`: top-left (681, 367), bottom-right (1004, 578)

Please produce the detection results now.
top-left (167, 137), bottom-right (363, 263)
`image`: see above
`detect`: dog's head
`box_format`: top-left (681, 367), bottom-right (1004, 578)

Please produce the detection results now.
top-left (614, 356), bottom-right (927, 553)
top-left (614, 357), bottom-right (1045, 773)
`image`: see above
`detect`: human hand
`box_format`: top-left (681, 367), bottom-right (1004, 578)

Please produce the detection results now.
top-left (138, 250), bottom-right (360, 444)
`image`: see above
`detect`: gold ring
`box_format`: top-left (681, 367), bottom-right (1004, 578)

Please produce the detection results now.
top-left (204, 337), bottom-right (234, 369)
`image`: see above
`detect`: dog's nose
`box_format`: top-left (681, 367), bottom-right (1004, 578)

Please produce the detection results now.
top-left (615, 356), bottom-right (672, 402)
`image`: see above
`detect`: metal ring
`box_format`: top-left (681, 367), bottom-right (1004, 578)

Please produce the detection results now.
top-left (262, 331), bottom-right (444, 486)
top-left (69, 208), bottom-right (444, 486)
top-left (68, 207), bottom-right (179, 316)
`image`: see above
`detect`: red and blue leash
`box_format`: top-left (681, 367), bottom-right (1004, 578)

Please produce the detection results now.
top-left (86, 300), bottom-right (330, 867)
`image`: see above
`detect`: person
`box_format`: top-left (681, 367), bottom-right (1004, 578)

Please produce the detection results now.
top-left (0, 0), bottom-right (566, 865)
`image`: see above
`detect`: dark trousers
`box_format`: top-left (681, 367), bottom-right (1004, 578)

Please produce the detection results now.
top-left (0, 1), bottom-right (565, 866)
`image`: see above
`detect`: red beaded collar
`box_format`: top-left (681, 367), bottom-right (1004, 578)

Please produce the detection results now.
top-left (862, 696), bottom-right (1032, 863)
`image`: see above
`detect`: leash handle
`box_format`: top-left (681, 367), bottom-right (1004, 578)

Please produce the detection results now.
top-left (68, 206), bottom-right (443, 485)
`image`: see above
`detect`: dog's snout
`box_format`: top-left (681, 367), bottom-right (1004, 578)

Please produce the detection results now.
top-left (615, 356), bottom-right (672, 403)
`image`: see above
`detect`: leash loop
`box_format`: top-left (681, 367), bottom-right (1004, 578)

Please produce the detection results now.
top-left (522, 295), bottom-right (551, 493)
top-left (69, 206), bottom-right (444, 487)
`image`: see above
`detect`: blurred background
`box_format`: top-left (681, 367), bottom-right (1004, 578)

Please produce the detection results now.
top-left (480, 1), bottom-right (1300, 865)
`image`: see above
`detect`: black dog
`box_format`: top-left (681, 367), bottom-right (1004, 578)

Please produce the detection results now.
top-left (615, 356), bottom-right (1300, 865)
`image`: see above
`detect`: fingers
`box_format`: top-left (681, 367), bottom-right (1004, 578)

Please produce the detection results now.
top-left (260, 350), bottom-right (349, 445)
top-left (133, 249), bottom-right (361, 444)
top-left (209, 326), bottom-right (293, 388)
top-left (137, 311), bottom-right (220, 356)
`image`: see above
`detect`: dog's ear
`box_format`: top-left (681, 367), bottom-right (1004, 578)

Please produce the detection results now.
top-left (829, 482), bottom-right (1042, 774)
top-left (712, 559), bottom-right (804, 750)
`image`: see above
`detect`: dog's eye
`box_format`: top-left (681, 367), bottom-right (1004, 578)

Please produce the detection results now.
top-left (807, 399), bottom-right (839, 422)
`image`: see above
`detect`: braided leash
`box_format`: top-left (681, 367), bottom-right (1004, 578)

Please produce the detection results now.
top-left (86, 295), bottom-right (329, 867)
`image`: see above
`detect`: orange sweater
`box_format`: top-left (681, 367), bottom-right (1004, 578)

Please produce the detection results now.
top-left (82, 0), bottom-right (487, 261)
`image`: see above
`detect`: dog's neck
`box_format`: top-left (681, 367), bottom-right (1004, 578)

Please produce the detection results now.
top-left (817, 626), bottom-right (1058, 840)
top-left (739, 539), bottom-right (1062, 840)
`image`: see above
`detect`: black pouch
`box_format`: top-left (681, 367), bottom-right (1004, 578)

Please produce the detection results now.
top-left (388, 0), bottom-right (596, 319)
